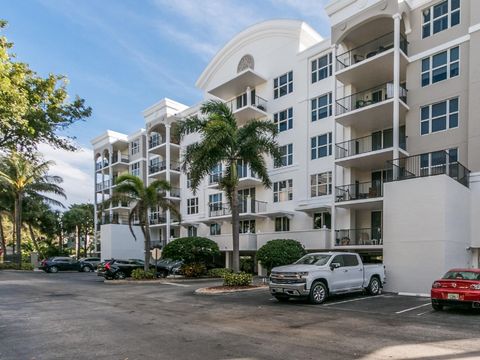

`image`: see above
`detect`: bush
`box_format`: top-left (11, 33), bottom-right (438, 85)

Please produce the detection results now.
top-left (256, 239), bottom-right (306, 274)
top-left (180, 263), bottom-right (206, 278)
top-left (162, 236), bottom-right (220, 266)
top-left (240, 256), bottom-right (254, 274)
top-left (131, 268), bottom-right (156, 280)
top-left (223, 272), bottom-right (253, 287)
top-left (20, 263), bottom-right (34, 271)
top-left (0, 262), bottom-right (33, 270)
top-left (207, 267), bottom-right (234, 278)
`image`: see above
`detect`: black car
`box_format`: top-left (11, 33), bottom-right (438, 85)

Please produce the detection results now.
top-left (40, 257), bottom-right (80, 273)
top-left (79, 257), bottom-right (101, 272)
top-left (155, 259), bottom-right (184, 278)
top-left (99, 259), bottom-right (145, 280)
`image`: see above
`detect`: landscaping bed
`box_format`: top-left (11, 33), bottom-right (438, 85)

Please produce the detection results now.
top-left (195, 284), bottom-right (268, 294)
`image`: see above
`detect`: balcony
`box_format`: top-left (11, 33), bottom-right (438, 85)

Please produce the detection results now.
top-left (335, 228), bottom-right (382, 247)
top-left (208, 199), bottom-right (267, 219)
top-left (111, 154), bottom-right (129, 168)
top-left (335, 181), bottom-right (383, 208)
top-left (336, 32), bottom-right (409, 89)
top-left (149, 212), bottom-right (180, 226)
top-left (208, 166), bottom-right (261, 188)
top-left (210, 233), bottom-right (258, 252)
top-left (149, 161), bottom-right (181, 176)
top-left (387, 151), bottom-right (470, 188)
top-left (95, 180), bottom-right (111, 192)
top-left (226, 93), bottom-right (267, 124)
top-left (206, 68), bottom-right (267, 100)
top-left (335, 133), bottom-right (407, 170)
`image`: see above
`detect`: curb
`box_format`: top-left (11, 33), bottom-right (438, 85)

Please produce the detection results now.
top-left (195, 285), bottom-right (268, 295)
top-left (104, 279), bottom-right (167, 284)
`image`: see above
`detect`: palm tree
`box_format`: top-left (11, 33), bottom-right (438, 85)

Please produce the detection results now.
top-left (177, 100), bottom-right (280, 272)
top-left (0, 152), bottom-right (65, 266)
top-left (113, 174), bottom-right (180, 271)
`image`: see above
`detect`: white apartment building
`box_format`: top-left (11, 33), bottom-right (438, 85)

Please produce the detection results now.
top-left (92, 0), bottom-right (480, 294)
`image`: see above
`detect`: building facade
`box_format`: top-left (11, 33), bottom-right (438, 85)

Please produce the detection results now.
top-left (92, 0), bottom-right (480, 294)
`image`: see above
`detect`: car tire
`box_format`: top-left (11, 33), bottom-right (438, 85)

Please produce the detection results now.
top-left (431, 302), bottom-right (443, 311)
top-left (274, 295), bottom-right (290, 303)
top-left (158, 270), bottom-right (168, 278)
top-left (82, 265), bottom-right (92, 273)
top-left (49, 266), bottom-right (58, 273)
top-left (114, 271), bottom-right (126, 280)
top-left (367, 277), bottom-right (381, 296)
top-left (309, 281), bottom-right (328, 304)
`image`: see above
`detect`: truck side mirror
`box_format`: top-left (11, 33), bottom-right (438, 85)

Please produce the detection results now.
top-left (330, 262), bottom-right (341, 270)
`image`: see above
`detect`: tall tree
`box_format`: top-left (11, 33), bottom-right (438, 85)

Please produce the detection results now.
top-left (113, 174), bottom-right (180, 271)
top-left (0, 189), bottom-right (13, 259)
top-left (0, 152), bottom-right (65, 265)
top-left (63, 203), bottom-right (94, 258)
top-left (0, 20), bottom-right (91, 153)
top-left (177, 100), bottom-right (280, 272)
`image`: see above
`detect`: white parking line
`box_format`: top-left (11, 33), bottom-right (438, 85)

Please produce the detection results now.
top-left (162, 282), bottom-right (190, 287)
top-left (395, 302), bottom-right (431, 314)
top-left (323, 295), bottom-right (385, 306)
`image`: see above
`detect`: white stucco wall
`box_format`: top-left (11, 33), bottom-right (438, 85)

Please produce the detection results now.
top-left (383, 175), bottom-right (471, 295)
top-left (100, 224), bottom-right (145, 261)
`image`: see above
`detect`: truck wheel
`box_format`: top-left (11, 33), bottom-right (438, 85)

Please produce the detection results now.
top-left (274, 295), bottom-right (289, 303)
top-left (367, 277), bottom-right (381, 296)
top-left (309, 281), bottom-right (328, 304)
top-left (431, 302), bottom-right (443, 311)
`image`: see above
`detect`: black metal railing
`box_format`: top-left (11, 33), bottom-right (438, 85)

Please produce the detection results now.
top-left (111, 154), bottom-right (129, 164)
top-left (95, 180), bottom-right (111, 191)
top-left (225, 93), bottom-right (267, 113)
top-left (335, 133), bottom-right (407, 159)
top-left (149, 160), bottom-right (181, 174)
top-left (149, 134), bottom-right (162, 149)
top-left (95, 162), bottom-right (103, 171)
top-left (149, 213), bottom-right (180, 225)
top-left (336, 82), bottom-right (407, 115)
top-left (335, 228), bottom-right (383, 246)
top-left (209, 199), bottom-right (267, 217)
top-left (335, 181), bottom-right (383, 202)
top-left (336, 31), bottom-right (408, 70)
top-left (386, 150), bottom-right (470, 188)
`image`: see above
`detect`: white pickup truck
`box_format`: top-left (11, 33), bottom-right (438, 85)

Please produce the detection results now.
top-left (269, 252), bottom-right (385, 304)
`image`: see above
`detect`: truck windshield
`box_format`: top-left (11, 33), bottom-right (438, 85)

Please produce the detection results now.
top-left (294, 254), bottom-right (331, 266)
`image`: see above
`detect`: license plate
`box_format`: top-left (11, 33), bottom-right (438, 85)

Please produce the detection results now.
top-left (448, 293), bottom-right (459, 300)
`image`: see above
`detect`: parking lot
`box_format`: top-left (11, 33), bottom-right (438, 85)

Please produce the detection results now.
top-left (1, 271), bottom-right (480, 360)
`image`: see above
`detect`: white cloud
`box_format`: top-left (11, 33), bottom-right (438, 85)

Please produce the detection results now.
top-left (38, 143), bottom-right (93, 207)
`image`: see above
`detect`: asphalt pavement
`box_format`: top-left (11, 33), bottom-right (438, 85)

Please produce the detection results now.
top-left (1, 271), bottom-right (480, 360)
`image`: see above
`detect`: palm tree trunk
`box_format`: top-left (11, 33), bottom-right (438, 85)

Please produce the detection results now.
top-left (231, 186), bottom-right (240, 272)
top-left (0, 214), bottom-right (6, 260)
top-left (28, 223), bottom-right (41, 258)
top-left (143, 212), bottom-right (151, 272)
top-left (84, 230), bottom-right (88, 257)
top-left (59, 229), bottom-right (63, 253)
top-left (75, 225), bottom-right (80, 259)
top-left (14, 193), bottom-right (22, 267)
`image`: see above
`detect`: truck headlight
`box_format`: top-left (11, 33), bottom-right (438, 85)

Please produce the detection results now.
top-left (296, 272), bottom-right (309, 279)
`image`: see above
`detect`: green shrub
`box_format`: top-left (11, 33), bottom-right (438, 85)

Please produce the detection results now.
top-left (223, 272), bottom-right (253, 286)
top-left (131, 268), bottom-right (156, 280)
top-left (20, 263), bottom-right (34, 271)
top-left (207, 268), bottom-right (234, 278)
top-left (0, 262), bottom-right (18, 270)
top-left (240, 256), bottom-right (254, 273)
top-left (256, 239), bottom-right (306, 273)
top-left (162, 237), bottom-right (220, 266)
top-left (181, 263), bottom-right (206, 278)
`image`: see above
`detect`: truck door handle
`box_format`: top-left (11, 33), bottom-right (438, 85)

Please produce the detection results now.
top-left (359, 269), bottom-right (363, 271)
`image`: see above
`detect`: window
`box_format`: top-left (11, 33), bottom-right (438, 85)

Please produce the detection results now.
top-left (421, 46), bottom-right (459, 86)
top-left (343, 255), bottom-right (359, 267)
top-left (209, 193), bottom-right (223, 215)
top-left (186, 173), bottom-right (192, 189)
top-left (420, 97), bottom-right (458, 135)
top-left (131, 140), bottom-right (140, 155)
top-left (310, 172), bottom-right (332, 197)
top-left (311, 93), bottom-right (332, 121)
top-left (187, 198), bottom-right (198, 215)
top-left (275, 144), bottom-right (293, 168)
top-left (210, 223), bottom-right (221, 236)
top-left (275, 217), bottom-right (290, 232)
top-left (187, 226), bottom-right (197, 237)
top-left (274, 108), bottom-right (293, 132)
top-left (209, 163), bottom-right (223, 184)
top-left (311, 133), bottom-right (333, 159)
top-left (274, 71), bottom-right (293, 99)
top-left (422, 0), bottom-right (460, 38)
top-left (239, 220), bottom-right (256, 234)
top-left (130, 162), bottom-right (140, 177)
top-left (273, 179), bottom-right (293, 202)
top-left (311, 53), bottom-right (332, 83)
top-left (313, 212), bottom-right (331, 229)
top-left (420, 148), bottom-right (458, 176)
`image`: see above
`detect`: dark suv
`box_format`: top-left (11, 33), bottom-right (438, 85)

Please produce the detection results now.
top-left (79, 257), bottom-right (101, 272)
top-left (98, 259), bottom-right (145, 280)
top-left (40, 257), bottom-right (80, 273)
top-left (155, 259), bottom-right (184, 278)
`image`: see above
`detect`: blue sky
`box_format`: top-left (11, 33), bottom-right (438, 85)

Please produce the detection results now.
top-left (2, 0), bottom-right (331, 204)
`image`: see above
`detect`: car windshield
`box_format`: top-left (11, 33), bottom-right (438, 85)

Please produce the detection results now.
top-left (443, 271), bottom-right (480, 280)
top-left (294, 254), bottom-right (331, 266)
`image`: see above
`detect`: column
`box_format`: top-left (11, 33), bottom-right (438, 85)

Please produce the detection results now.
top-left (246, 86), bottom-right (252, 107)
top-left (93, 154), bottom-right (98, 256)
top-left (165, 124), bottom-right (171, 245)
top-left (108, 144), bottom-right (113, 222)
top-left (392, 13), bottom-right (401, 177)
top-left (331, 44), bottom-right (338, 248)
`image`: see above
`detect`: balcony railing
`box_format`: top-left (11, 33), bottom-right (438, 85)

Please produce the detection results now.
top-left (335, 133), bottom-right (407, 159)
top-left (336, 31), bottom-right (408, 70)
top-left (149, 161), bottom-right (181, 174)
top-left (95, 180), bottom-right (111, 191)
top-left (159, 187), bottom-right (181, 198)
top-left (111, 154), bottom-right (129, 164)
top-left (209, 166), bottom-right (258, 185)
top-left (149, 212), bottom-right (180, 225)
top-left (225, 93), bottom-right (267, 114)
top-left (335, 228), bottom-right (383, 246)
top-left (95, 162), bottom-right (103, 171)
top-left (386, 151), bottom-right (470, 188)
top-left (336, 82), bottom-right (407, 116)
top-left (209, 199), bottom-right (267, 217)
top-left (335, 181), bottom-right (383, 202)
top-left (149, 134), bottom-right (161, 149)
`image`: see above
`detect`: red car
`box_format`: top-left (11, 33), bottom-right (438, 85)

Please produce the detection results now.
top-left (431, 268), bottom-right (480, 310)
